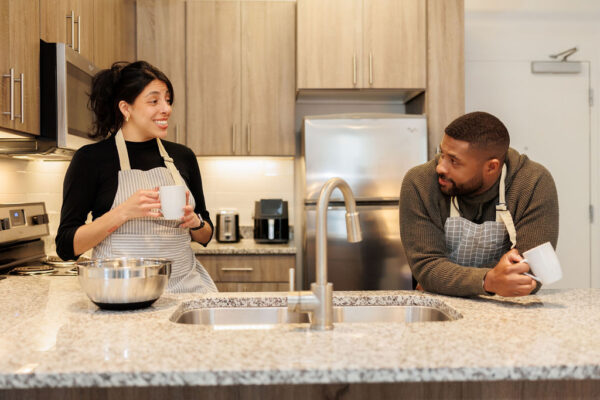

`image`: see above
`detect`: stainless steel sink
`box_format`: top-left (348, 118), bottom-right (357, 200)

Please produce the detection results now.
top-left (171, 305), bottom-right (454, 328)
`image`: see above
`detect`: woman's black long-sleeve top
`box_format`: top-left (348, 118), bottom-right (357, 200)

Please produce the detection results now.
top-left (56, 136), bottom-right (213, 260)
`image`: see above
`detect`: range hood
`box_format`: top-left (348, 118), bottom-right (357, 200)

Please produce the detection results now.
top-left (0, 131), bottom-right (76, 161)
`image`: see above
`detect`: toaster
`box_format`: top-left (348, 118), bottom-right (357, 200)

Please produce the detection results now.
top-left (215, 209), bottom-right (240, 243)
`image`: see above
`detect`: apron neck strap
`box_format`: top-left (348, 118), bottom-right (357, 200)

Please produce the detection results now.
top-left (114, 129), bottom-right (186, 187)
top-left (449, 163), bottom-right (517, 249)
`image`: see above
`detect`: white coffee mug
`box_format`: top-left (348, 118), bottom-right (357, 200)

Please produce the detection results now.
top-left (159, 185), bottom-right (186, 219)
top-left (522, 242), bottom-right (563, 285)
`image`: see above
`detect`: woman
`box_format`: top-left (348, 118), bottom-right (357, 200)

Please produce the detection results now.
top-left (56, 61), bottom-right (217, 293)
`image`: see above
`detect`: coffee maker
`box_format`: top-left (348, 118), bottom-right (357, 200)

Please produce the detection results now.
top-left (253, 199), bottom-right (289, 243)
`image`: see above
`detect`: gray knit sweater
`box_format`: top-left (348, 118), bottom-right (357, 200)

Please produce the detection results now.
top-left (399, 148), bottom-right (559, 297)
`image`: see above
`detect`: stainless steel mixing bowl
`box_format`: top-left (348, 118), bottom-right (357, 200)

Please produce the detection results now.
top-left (77, 258), bottom-right (171, 310)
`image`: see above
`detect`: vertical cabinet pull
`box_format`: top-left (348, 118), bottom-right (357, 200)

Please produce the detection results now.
top-left (246, 123), bottom-right (251, 154)
top-left (175, 124), bottom-right (180, 143)
top-left (2, 70), bottom-right (24, 124)
top-left (231, 124), bottom-right (236, 153)
top-left (2, 69), bottom-right (15, 121)
top-left (289, 268), bottom-right (295, 291)
top-left (369, 52), bottom-right (373, 86)
top-left (352, 53), bottom-right (357, 86)
top-left (66, 11), bottom-right (75, 49)
top-left (76, 15), bottom-right (81, 53)
top-left (16, 73), bottom-right (23, 123)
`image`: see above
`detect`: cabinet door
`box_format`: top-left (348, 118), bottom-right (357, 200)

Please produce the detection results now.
top-left (95, 0), bottom-right (136, 69)
top-left (363, 0), bottom-right (426, 89)
top-left (0, 0), bottom-right (39, 135)
top-left (241, 1), bottom-right (295, 155)
top-left (187, 1), bottom-right (241, 155)
top-left (40, 0), bottom-right (70, 46)
top-left (73, 0), bottom-right (94, 62)
top-left (297, 0), bottom-right (362, 89)
top-left (137, 0), bottom-right (186, 144)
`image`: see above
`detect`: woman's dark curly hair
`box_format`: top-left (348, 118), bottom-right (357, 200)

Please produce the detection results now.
top-left (88, 61), bottom-right (174, 139)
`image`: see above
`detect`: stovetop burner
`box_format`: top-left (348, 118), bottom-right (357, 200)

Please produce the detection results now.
top-left (11, 265), bottom-right (55, 276)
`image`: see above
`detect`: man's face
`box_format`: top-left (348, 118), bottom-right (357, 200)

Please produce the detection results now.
top-left (435, 135), bottom-right (486, 196)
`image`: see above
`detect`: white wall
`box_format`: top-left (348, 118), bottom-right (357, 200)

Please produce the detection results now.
top-left (465, 0), bottom-right (600, 287)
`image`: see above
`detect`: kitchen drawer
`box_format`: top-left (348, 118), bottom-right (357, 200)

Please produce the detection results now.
top-left (215, 282), bottom-right (289, 292)
top-left (197, 254), bottom-right (294, 283)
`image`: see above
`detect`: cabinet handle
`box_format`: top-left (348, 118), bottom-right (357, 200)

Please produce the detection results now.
top-left (66, 11), bottom-right (75, 49)
top-left (353, 53), bottom-right (357, 86)
top-left (232, 124), bottom-right (236, 153)
top-left (175, 124), bottom-right (180, 143)
top-left (221, 267), bottom-right (254, 272)
top-left (246, 123), bottom-right (251, 154)
top-left (2, 68), bottom-right (14, 121)
top-left (369, 52), bottom-right (373, 86)
top-left (16, 73), bottom-right (23, 124)
top-left (288, 267), bottom-right (295, 291)
top-left (76, 15), bottom-right (81, 53)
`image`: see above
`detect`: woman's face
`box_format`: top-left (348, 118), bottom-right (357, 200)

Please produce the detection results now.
top-left (122, 79), bottom-right (172, 141)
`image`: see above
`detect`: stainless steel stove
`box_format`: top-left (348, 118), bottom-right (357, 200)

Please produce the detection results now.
top-left (0, 202), bottom-right (82, 276)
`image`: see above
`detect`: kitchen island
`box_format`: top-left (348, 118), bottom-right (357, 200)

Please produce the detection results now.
top-left (0, 276), bottom-right (598, 399)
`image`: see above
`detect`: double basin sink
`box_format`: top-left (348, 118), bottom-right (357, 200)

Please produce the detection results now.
top-left (171, 303), bottom-right (457, 329)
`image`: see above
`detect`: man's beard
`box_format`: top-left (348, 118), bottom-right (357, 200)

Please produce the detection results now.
top-left (438, 173), bottom-right (484, 196)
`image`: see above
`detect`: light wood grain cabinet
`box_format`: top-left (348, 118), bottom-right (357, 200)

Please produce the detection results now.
top-left (40, 0), bottom-right (94, 62)
top-left (0, 0), bottom-right (40, 135)
top-left (199, 254), bottom-right (294, 292)
top-left (136, 0), bottom-right (186, 144)
top-left (94, 0), bottom-right (136, 69)
top-left (186, 0), bottom-right (295, 156)
top-left (297, 0), bottom-right (425, 90)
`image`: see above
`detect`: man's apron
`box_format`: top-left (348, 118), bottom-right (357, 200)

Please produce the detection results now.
top-left (444, 165), bottom-right (517, 267)
top-left (92, 130), bottom-right (218, 293)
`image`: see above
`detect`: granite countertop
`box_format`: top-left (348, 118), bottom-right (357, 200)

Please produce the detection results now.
top-left (0, 275), bottom-right (599, 389)
top-left (192, 238), bottom-right (296, 255)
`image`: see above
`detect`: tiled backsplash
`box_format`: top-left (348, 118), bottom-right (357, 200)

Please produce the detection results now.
top-left (197, 157), bottom-right (295, 227)
top-left (0, 157), bottom-right (70, 254)
top-left (0, 156), bottom-right (294, 254)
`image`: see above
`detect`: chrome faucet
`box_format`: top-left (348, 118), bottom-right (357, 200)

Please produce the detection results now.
top-left (288, 177), bottom-right (362, 330)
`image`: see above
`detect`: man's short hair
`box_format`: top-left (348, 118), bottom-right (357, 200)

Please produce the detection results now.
top-left (445, 111), bottom-right (510, 161)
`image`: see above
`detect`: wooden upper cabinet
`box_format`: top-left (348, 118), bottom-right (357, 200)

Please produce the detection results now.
top-left (137, 0), bottom-right (186, 144)
top-left (186, 0), bottom-right (295, 156)
top-left (186, 1), bottom-right (241, 155)
top-left (363, 0), bottom-right (426, 89)
top-left (297, 0), bottom-right (426, 90)
top-left (95, 0), bottom-right (136, 69)
top-left (0, 0), bottom-right (40, 135)
top-left (40, 0), bottom-right (94, 62)
top-left (241, 1), bottom-right (295, 155)
top-left (297, 0), bottom-right (362, 89)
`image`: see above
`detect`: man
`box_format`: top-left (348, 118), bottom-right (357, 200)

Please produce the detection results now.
top-left (399, 111), bottom-right (559, 297)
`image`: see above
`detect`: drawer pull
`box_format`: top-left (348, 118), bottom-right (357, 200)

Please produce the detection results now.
top-left (221, 267), bottom-right (254, 272)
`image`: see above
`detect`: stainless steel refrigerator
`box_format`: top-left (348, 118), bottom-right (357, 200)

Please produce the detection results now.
top-left (301, 113), bottom-right (427, 290)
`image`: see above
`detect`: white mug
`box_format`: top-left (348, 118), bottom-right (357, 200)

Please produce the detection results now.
top-left (159, 185), bottom-right (186, 219)
top-left (522, 242), bottom-right (563, 285)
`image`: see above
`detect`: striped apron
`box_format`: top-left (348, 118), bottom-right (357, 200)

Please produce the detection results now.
top-left (444, 165), bottom-right (517, 267)
top-left (92, 129), bottom-right (218, 293)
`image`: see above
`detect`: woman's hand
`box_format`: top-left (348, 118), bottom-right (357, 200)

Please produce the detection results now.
top-left (179, 191), bottom-right (202, 229)
top-left (116, 188), bottom-right (162, 223)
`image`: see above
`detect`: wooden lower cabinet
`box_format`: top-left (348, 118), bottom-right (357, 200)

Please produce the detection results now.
top-left (197, 254), bottom-right (294, 292)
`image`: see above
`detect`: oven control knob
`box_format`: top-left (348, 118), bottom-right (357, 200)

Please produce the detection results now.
top-left (0, 218), bottom-right (9, 230)
top-left (31, 214), bottom-right (49, 225)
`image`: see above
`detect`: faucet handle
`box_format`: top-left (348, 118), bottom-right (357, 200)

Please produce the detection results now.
top-left (345, 211), bottom-right (362, 243)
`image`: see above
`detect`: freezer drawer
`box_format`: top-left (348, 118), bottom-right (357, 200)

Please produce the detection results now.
top-left (303, 202), bottom-right (412, 291)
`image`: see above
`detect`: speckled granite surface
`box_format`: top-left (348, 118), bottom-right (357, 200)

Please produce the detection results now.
top-left (0, 275), bottom-right (598, 389)
top-left (192, 238), bottom-right (296, 255)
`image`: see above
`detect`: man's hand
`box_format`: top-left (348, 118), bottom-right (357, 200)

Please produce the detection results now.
top-left (483, 249), bottom-right (536, 297)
